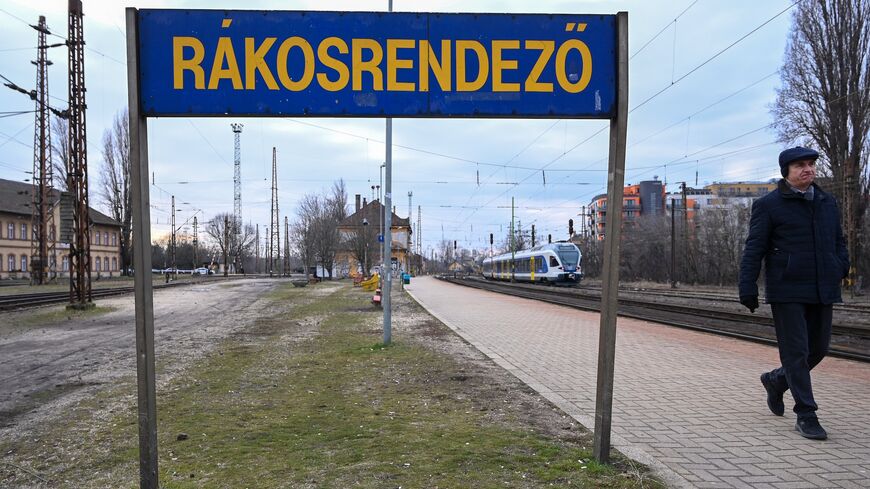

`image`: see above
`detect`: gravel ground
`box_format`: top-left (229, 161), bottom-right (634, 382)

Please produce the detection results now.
top-left (0, 278), bottom-right (283, 438)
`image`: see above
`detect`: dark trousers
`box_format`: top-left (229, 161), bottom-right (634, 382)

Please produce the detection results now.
top-left (768, 303), bottom-right (833, 417)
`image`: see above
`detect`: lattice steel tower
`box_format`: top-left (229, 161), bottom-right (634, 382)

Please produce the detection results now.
top-left (269, 147), bottom-right (280, 277)
top-left (67, 0), bottom-right (91, 306)
top-left (231, 123), bottom-right (243, 272)
top-left (30, 15), bottom-right (57, 285)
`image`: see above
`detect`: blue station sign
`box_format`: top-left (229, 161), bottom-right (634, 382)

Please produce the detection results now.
top-left (136, 10), bottom-right (617, 118)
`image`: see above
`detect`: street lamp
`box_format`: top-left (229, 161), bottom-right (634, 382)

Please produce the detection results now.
top-left (379, 163), bottom-right (385, 202)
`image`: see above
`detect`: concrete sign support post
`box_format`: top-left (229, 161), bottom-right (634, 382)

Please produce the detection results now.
top-left (125, 8), bottom-right (158, 488)
top-left (593, 11), bottom-right (628, 464)
top-left (382, 0), bottom-right (393, 345)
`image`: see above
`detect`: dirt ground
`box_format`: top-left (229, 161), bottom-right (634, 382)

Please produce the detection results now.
top-left (0, 279), bottom-right (282, 433)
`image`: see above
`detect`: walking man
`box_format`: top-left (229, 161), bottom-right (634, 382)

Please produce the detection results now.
top-left (739, 146), bottom-right (849, 440)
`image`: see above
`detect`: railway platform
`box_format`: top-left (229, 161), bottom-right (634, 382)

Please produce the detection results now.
top-left (405, 276), bottom-right (870, 489)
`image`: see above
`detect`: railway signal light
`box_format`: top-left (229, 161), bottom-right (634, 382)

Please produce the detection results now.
top-left (489, 233), bottom-right (493, 245)
top-left (548, 234), bottom-right (552, 244)
top-left (531, 225), bottom-right (536, 246)
top-left (568, 219), bottom-right (574, 237)
top-left (454, 240), bottom-right (457, 250)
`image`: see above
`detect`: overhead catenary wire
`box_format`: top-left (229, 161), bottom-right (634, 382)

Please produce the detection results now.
top-left (630, 1), bottom-right (800, 114)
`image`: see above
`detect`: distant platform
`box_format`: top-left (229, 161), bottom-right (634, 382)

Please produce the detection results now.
top-left (406, 276), bottom-right (870, 489)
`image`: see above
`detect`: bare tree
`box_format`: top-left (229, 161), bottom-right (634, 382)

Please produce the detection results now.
top-left (304, 180), bottom-right (348, 279)
top-left (621, 215), bottom-right (671, 282)
top-left (50, 114), bottom-right (68, 190)
top-left (772, 0), bottom-right (870, 283)
top-left (205, 212), bottom-right (256, 273)
top-left (291, 194), bottom-right (320, 279)
top-left (345, 220), bottom-right (377, 277)
top-left (579, 236), bottom-right (603, 279)
top-left (98, 108), bottom-right (133, 275)
top-left (318, 179), bottom-right (348, 278)
top-left (690, 205), bottom-right (751, 285)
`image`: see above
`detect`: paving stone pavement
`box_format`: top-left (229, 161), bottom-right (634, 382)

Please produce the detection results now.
top-left (405, 277), bottom-right (870, 489)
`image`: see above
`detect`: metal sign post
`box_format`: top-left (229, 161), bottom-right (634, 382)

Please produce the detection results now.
top-left (126, 8), bottom-right (158, 488)
top-left (593, 11), bottom-right (628, 464)
top-left (383, 121), bottom-right (393, 344)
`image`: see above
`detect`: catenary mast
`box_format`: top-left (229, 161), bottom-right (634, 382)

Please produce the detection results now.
top-left (30, 15), bottom-right (56, 285)
top-left (67, 0), bottom-right (92, 306)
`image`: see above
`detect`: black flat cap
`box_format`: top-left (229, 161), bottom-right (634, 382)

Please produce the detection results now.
top-left (779, 146), bottom-right (819, 176)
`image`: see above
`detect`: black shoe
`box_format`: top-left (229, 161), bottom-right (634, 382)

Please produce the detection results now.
top-left (760, 373), bottom-right (784, 416)
top-left (795, 416), bottom-right (827, 440)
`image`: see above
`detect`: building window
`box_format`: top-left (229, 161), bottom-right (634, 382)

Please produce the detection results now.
top-left (0, 254), bottom-right (3, 271)
top-left (20, 223), bottom-right (27, 241)
top-left (8, 255), bottom-right (15, 271)
top-left (62, 256), bottom-right (69, 272)
top-left (21, 255), bottom-right (27, 272)
top-left (95, 231), bottom-right (101, 246)
top-left (7, 223), bottom-right (13, 239)
top-left (105, 256), bottom-right (109, 271)
top-left (104, 232), bottom-right (109, 245)
top-left (95, 256), bottom-right (101, 271)
top-left (112, 257), bottom-right (117, 271)
top-left (50, 225), bottom-right (56, 242)
top-left (112, 233), bottom-right (117, 246)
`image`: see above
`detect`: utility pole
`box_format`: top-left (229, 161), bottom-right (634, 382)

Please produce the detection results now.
top-left (30, 15), bottom-right (56, 285)
top-left (67, 0), bottom-right (92, 308)
top-left (681, 182), bottom-right (688, 284)
top-left (408, 191), bottom-right (413, 273)
top-left (283, 216), bottom-right (289, 276)
top-left (510, 196), bottom-right (515, 282)
top-left (231, 123), bottom-right (243, 273)
top-left (270, 147), bottom-right (280, 278)
top-left (170, 195), bottom-right (176, 279)
top-left (489, 233), bottom-right (494, 279)
top-left (417, 205), bottom-right (423, 273)
top-left (192, 216), bottom-right (198, 268)
top-left (671, 198), bottom-right (677, 289)
top-left (531, 224), bottom-right (536, 247)
top-left (255, 224), bottom-right (259, 274)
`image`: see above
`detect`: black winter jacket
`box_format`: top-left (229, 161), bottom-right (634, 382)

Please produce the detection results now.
top-left (739, 180), bottom-right (849, 304)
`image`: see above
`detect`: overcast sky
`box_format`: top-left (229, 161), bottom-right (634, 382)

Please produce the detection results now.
top-left (0, 0), bottom-right (796, 254)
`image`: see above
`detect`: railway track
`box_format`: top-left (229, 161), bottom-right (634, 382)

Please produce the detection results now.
top-left (0, 276), bottom-right (251, 311)
top-left (440, 276), bottom-right (870, 363)
top-left (576, 283), bottom-right (870, 315)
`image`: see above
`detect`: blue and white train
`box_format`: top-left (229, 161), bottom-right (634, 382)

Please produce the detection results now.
top-left (481, 242), bottom-right (582, 285)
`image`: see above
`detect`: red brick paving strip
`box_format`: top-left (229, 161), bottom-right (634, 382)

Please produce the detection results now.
top-left (405, 277), bottom-right (870, 489)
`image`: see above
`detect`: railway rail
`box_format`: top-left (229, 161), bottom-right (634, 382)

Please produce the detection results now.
top-left (0, 275), bottom-right (255, 311)
top-left (576, 283), bottom-right (870, 315)
top-left (439, 276), bottom-right (870, 363)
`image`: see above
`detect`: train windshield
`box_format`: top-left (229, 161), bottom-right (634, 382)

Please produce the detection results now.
top-left (557, 250), bottom-right (579, 266)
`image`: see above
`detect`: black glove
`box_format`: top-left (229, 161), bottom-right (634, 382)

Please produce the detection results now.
top-left (740, 295), bottom-right (759, 313)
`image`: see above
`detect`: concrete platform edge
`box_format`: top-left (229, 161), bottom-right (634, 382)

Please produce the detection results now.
top-left (404, 287), bottom-right (692, 489)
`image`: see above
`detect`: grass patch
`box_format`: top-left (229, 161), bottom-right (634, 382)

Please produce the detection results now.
top-left (1, 282), bottom-right (661, 488)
